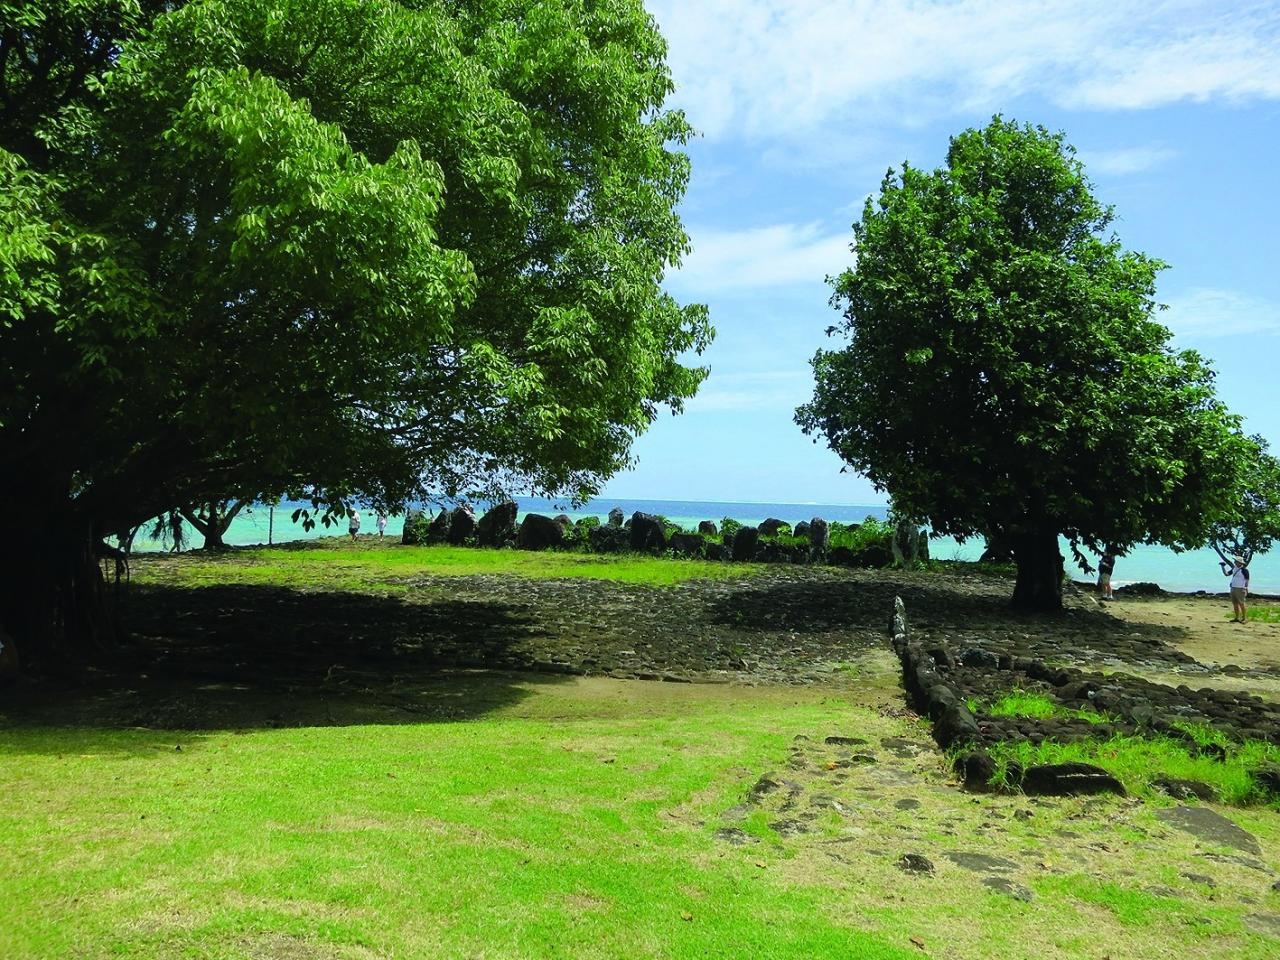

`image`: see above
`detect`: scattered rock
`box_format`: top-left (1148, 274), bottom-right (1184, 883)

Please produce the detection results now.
top-left (1157, 807), bottom-right (1261, 855)
top-left (895, 798), bottom-right (921, 811)
top-left (944, 852), bottom-right (1019, 873)
top-left (1243, 913), bottom-right (1280, 938)
top-left (957, 751), bottom-right (997, 791)
top-left (897, 854), bottom-right (935, 875)
top-left (1151, 777), bottom-right (1218, 802)
top-left (1020, 763), bottom-right (1126, 797)
top-left (1251, 763), bottom-right (1280, 797)
top-left (958, 648), bottom-right (1000, 669)
top-left (714, 827), bottom-right (758, 845)
top-left (1180, 872), bottom-right (1217, 887)
top-left (769, 819), bottom-right (810, 838)
top-left (749, 775), bottom-right (782, 802)
top-left (825, 735), bottom-right (868, 746)
top-left (982, 877), bottom-right (1033, 901)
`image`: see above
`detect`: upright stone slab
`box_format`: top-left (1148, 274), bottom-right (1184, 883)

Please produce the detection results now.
top-left (607, 507), bottom-right (625, 527)
top-left (426, 510), bottom-right (451, 544)
top-left (732, 525), bottom-right (759, 561)
top-left (759, 518), bottom-right (790, 537)
top-left (669, 532), bottom-right (705, 557)
top-left (808, 517), bottom-right (829, 553)
top-left (476, 501), bottom-right (518, 546)
top-left (589, 524), bottom-right (628, 553)
top-left (517, 513), bottom-right (562, 550)
top-left (629, 512), bottom-right (666, 552)
top-left (697, 520), bottom-right (718, 536)
top-left (794, 520), bottom-right (811, 539)
top-left (446, 505), bottom-right (476, 544)
top-left (401, 508), bottom-right (424, 545)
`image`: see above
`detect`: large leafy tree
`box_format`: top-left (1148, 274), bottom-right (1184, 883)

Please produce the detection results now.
top-left (1206, 440), bottom-right (1280, 569)
top-left (0, 0), bottom-right (710, 665)
top-left (798, 117), bottom-right (1260, 612)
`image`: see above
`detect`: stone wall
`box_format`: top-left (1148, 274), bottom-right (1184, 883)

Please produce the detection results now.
top-left (889, 595), bottom-right (1280, 798)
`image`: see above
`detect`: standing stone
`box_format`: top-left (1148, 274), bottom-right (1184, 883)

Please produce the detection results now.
top-left (476, 501), bottom-right (518, 546)
top-left (426, 510), bottom-right (451, 544)
top-left (517, 514), bottom-right (563, 550)
top-left (794, 520), bottom-right (811, 539)
top-left (446, 505), bottom-right (476, 544)
top-left (759, 518), bottom-right (790, 537)
top-left (589, 524), bottom-right (629, 553)
top-left (629, 512), bottom-right (667, 552)
top-left (401, 507), bottom-right (425, 545)
top-left (669, 532), bottom-right (705, 557)
top-left (607, 507), bottom-right (625, 527)
top-left (892, 521), bottom-right (929, 565)
top-left (731, 525), bottom-right (759, 561)
top-left (697, 520), bottom-right (718, 536)
top-left (808, 517), bottom-right (829, 553)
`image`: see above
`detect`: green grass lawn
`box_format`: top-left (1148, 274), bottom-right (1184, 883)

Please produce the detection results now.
top-left (2, 682), bottom-right (913, 960)
top-left (130, 540), bottom-right (765, 592)
top-left (5, 675), bottom-right (1280, 960)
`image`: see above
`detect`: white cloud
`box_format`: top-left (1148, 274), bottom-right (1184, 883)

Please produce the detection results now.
top-left (647, 1), bottom-right (1280, 141)
top-left (1079, 145), bottom-right (1178, 176)
top-left (1162, 288), bottom-right (1280, 339)
top-left (668, 222), bottom-right (851, 293)
top-left (686, 370), bottom-right (815, 413)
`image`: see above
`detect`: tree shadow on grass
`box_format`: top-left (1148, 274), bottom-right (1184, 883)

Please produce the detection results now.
top-left (0, 582), bottom-right (573, 743)
top-left (707, 572), bottom-right (1198, 666)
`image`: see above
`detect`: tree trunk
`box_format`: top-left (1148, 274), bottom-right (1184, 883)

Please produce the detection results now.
top-left (0, 501), bottom-right (119, 673)
top-left (181, 500), bottom-right (245, 551)
top-left (1010, 527), bottom-right (1064, 613)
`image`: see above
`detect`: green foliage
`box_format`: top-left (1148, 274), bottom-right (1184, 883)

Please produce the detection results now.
top-left (967, 689), bottom-right (1111, 724)
top-left (1206, 440), bottom-right (1280, 567)
top-left (402, 510), bottom-right (432, 546)
top-left (827, 518), bottom-right (893, 552)
top-left (0, 0), bottom-right (711, 653)
top-left (720, 517), bottom-right (743, 542)
top-left (798, 117), bottom-right (1262, 607)
top-left (1244, 606), bottom-right (1280, 624)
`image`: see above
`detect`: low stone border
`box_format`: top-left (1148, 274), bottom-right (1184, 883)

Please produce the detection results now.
top-left (889, 595), bottom-right (1280, 797)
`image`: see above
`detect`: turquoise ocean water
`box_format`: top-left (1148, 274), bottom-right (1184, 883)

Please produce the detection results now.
top-left (132, 497), bottom-right (1277, 596)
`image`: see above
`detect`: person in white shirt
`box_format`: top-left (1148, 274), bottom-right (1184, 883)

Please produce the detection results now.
top-left (1221, 555), bottom-right (1249, 623)
top-left (376, 512), bottom-right (388, 539)
top-left (348, 508), bottom-right (361, 541)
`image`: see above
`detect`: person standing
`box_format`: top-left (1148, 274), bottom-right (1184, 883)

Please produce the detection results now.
top-left (348, 507), bottom-right (361, 542)
top-left (1221, 555), bottom-right (1250, 622)
top-left (376, 512), bottom-right (388, 539)
top-left (1098, 551), bottom-right (1116, 601)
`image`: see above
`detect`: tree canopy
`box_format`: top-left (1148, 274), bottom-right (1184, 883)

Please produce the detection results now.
top-left (0, 0), bottom-right (710, 662)
top-left (797, 117), bottom-right (1263, 611)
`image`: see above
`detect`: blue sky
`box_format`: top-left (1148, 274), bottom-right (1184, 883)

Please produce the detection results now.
top-left (599, 0), bottom-right (1280, 505)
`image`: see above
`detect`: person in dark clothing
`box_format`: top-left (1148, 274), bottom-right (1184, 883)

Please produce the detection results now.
top-left (1098, 552), bottom-right (1116, 600)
